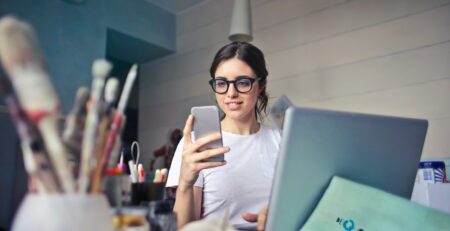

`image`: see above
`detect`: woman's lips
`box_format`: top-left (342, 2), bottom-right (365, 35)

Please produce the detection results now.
top-left (225, 101), bottom-right (243, 110)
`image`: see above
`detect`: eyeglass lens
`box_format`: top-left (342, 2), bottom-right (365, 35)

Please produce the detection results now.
top-left (213, 78), bottom-right (255, 93)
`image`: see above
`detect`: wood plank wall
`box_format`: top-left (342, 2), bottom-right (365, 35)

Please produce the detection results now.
top-left (139, 0), bottom-right (450, 168)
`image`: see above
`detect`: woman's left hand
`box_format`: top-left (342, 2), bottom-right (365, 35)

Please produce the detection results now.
top-left (242, 206), bottom-right (268, 231)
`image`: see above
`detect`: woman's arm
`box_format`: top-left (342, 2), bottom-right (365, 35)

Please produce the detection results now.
top-left (173, 114), bottom-right (229, 229)
top-left (173, 185), bottom-right (203, 228)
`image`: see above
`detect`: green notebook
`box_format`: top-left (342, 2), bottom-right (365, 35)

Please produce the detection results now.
top-left (301, 176), bottom-right (450, 231)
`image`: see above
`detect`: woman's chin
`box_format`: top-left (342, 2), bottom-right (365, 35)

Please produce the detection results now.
top-left (223, 110), bottom-right (253, 121)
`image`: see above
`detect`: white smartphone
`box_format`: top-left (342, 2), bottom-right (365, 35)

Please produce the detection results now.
top-left (191, 105), bottom-right (224, 162)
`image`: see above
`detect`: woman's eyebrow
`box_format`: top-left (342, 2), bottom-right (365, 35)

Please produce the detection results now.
top-left (214, 75), bottom-right (254, 80)
top-left (213, 76), bottom-right (227, 79)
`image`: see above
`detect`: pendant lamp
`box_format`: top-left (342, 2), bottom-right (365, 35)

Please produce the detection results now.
top-left (229, 0), bottom-right (253, 42)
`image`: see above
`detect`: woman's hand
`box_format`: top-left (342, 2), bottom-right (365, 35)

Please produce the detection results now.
top-left (179, 114), bottom-right (229, 187)
top-left (242, 206), bottom-right (269, 231)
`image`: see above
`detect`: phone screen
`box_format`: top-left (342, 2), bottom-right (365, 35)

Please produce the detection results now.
top-left (191, 105), bottom-right (224, 162)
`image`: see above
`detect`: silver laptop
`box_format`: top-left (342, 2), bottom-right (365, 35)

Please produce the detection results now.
top-left (266, 107), bottom-right (428, 230)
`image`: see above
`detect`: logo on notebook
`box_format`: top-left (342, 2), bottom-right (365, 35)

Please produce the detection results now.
top-left (336, 217), bottom-right (364, 231)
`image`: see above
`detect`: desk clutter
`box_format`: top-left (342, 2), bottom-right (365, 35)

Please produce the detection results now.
top-left (0, 15), bottom-right (137, 194)
top-left (0, 16), bottom-right (177, 230)
top-left (412, 160), bottom-right (450, 215)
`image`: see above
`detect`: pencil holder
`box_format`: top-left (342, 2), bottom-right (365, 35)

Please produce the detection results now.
top-left (11, 194), bottom-right (113, 231)
top-left (103, 174), bottom-right (131, 207)
top-left (131, 182), bottom-right (165, 205)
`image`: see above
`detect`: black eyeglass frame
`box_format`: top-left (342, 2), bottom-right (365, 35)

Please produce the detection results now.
top-left (208, 76), bottom-right (262, 94)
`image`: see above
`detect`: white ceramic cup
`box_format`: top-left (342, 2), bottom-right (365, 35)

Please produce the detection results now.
top-left (12, 194), bottom-right (113, 231)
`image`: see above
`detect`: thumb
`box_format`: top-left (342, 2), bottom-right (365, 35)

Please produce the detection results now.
top-left (242, 212), bottom-right (258, 222)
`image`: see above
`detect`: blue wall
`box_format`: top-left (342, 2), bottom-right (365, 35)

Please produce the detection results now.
top-left (0, 0), bottom-right (175, 229)
top-left (0, 0), bottom-right (175, 112)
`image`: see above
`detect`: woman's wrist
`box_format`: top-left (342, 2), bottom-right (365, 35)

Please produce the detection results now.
top-left (177, 182), bottom-right (194, 193)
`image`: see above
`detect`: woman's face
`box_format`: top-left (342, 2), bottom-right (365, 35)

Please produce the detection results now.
top-left (213, 57), bottom-right (260, 122)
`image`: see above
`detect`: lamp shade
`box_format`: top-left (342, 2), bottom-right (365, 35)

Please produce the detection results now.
top-left (229, 0), bottom-right (253, 42)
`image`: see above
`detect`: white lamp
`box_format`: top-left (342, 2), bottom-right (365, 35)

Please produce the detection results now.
top-left (229, 0), bottom-right (253, 42)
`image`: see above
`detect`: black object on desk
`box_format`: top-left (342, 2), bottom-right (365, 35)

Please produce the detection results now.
top-left (147, 200), bottom-right (176, 231)
top-left (131, 182), bottom-right (165, 206)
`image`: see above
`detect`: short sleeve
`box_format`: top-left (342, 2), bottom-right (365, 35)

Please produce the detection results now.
top-left (165, 136), bottom-right (204, 188)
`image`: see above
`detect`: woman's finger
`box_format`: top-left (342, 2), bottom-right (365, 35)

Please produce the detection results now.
top-left (195, 161), bottom-right (226, 171)
top-left (183, 114), bottom-right (194, 146)
top-left (192, 146), bottom-right (229, 162)
top-left (191, 132), bottom-right (222, 151)
top-left (257, 207), bottom-right (268, 231)
top-left (242, 212), bottom-right (258, 222)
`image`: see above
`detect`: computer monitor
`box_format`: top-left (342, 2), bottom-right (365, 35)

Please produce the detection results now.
top-left (266, 107), bottom-right (428, 230)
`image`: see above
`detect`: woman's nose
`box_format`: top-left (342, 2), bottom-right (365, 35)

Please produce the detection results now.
top-left (227, 83), bottom-right (238, 97)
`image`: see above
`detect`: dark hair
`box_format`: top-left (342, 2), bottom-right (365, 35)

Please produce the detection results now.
top-left (209, 41), bottom-right (269, 120)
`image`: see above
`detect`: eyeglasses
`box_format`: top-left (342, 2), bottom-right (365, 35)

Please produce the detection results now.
top-left (209, 76), bottom-right (261, 94)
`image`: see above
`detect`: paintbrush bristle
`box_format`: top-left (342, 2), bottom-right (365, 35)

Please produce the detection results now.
top-left (74, 87), bottom-right (90, 112)
top-left (104, 77), bottom-right (119, 103)
top-left (92, 59), bottom-right (112, 79)
top-left (0, 16), bottom-right (43, 69)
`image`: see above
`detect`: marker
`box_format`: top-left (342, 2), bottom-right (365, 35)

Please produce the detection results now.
top-left (116, 151), bottom-right (126, 173)
top-left (153, 169), bottom-right (160, 183)
top-left (160, 168), bottom-right (168, 183)
top-left (138, 163), bottom-right (145, 183)
top-left (128, 160), bottom-right (137, 183)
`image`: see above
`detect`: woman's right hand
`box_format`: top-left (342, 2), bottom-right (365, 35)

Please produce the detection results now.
top-left (179, 114), bottom-right (229, 187)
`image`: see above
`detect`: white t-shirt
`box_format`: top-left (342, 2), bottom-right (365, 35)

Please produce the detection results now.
top-left (166, 124), bottom-right (281, 230)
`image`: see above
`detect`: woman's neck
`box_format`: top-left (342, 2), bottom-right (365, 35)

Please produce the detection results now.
top-left (221, 116), bottom-right (260, 135)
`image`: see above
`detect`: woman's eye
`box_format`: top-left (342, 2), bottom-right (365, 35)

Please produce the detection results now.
top-left (216, 81), bottom-right (227, 87)
top-left (237, 80), bottom-right (251, 87)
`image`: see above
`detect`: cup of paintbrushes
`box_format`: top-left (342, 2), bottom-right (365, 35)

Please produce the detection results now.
top-left (11, 194), bottom-right (113, 231)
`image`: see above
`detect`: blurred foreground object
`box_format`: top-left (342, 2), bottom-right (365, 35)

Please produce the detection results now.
top-left (0, 16), bottom-right (74, 193)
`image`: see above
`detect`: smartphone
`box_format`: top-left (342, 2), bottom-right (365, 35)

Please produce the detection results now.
top-left (191, 105), bottom-right (224, 162)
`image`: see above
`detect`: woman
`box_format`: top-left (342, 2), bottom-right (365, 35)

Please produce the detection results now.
top-left (166, 41), bottom-right (281, 230)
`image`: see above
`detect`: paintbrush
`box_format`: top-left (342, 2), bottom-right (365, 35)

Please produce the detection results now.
top-left (104, 77), bottom-right (119, 113)
top-left (0, 16), bottom-right (75, 192)
top-left (94, 78), bottom-right (119, 163)
top-left (90, 65), bottom-right (137, 193)
top-left (0, 75), bottom-right (61, 193)
top-left (78, 59), bottom-right (112, 193)
top-left (63, 87), bottom-right (89, 164)
top-left (99, 78), bottom-right (120, 154)
top-left (90, 78), bottom-right (120, 192)
top-left (102, 64), bottom-right (137, 167)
